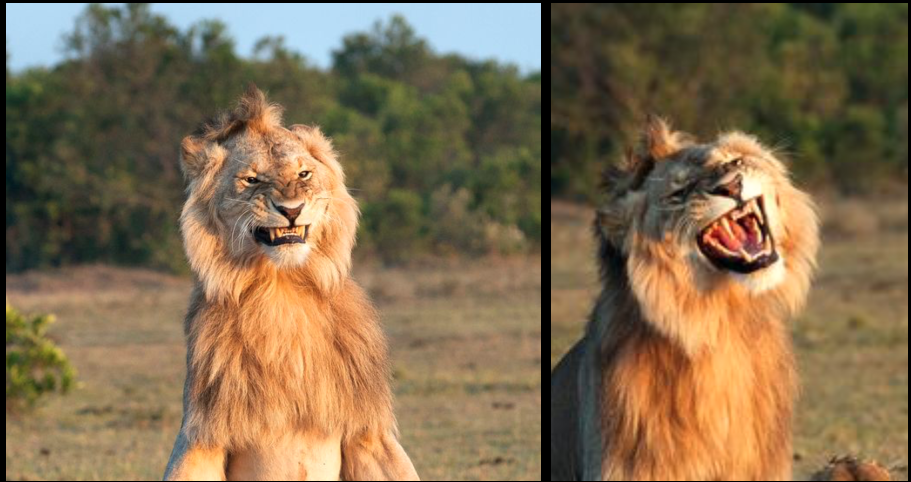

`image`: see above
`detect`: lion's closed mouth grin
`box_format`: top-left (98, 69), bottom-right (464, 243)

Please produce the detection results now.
top-left (697, 196), bottom-right (778, 273)
top-left (254, 225), bottom-right (309, 246)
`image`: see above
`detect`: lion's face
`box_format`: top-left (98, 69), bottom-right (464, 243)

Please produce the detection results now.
top-left (211, 126), bottom-right (337, 268)
top-left (636, 133), bottom-right (795, 292)
top-left (598, 117), bottom-right (819, 353)
top-left (179, 86), bottom-right (358, 299)
top-left (599, 117), bottom-right (818, 299)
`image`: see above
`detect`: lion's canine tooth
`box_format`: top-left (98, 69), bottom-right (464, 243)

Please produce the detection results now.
top-left (740, 247), bottom-right (752, 261)
top-left (743, 198), bottom-right (759, 214)
top-left (269, 228), bottom-right (276, 242)
top-left (720, 217), bottom-right (735, 239)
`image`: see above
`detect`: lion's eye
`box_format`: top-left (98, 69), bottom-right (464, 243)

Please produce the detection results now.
top-left (299, 171), bottom-right (312, 180)
top-left (665, 185), bottom-right (692, 203)
top-left (245, 177), bottom-right (260, 184)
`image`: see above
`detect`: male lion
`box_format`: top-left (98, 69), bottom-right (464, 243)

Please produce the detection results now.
top-left (550, 117), bottom-right (820, 480)
top-left (164, 85), bottom-right (419, 481)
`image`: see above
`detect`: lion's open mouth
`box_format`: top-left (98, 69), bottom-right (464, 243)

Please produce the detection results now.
top-left (253, 225), bottom-right (309, 246)
top-left (697, 196), bottom-right (778, 274)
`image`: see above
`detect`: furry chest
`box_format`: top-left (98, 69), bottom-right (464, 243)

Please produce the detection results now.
top-left (601, 339), bottom-right (795, 480)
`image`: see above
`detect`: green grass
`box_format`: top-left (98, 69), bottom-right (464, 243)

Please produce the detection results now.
top-left (549, 197), bottom-right (909, 481)
top-left (6, 258), bottom-right (541, 481)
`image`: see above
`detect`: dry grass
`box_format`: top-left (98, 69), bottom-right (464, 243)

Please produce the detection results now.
top-left (5, 257), bottom-right (541, 481)
top-left (549, 196), bottom-right (909, 481)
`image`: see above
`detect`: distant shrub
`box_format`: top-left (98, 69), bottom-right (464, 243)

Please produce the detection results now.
top-left (482, 221), bottom-right (528, 255)
top-left (362, 189), bottom-right (425, 263)
top-left (429, 184), bottom-right (528, 256)
top-left (6, 301), bottom-right (75, 411)
top-left (429, 185), bottom-right (486, 255)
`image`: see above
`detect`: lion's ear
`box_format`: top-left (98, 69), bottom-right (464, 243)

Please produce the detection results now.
top-left (290, 124), bottom-right (344, 177)
top-left (180, 136), bottom-right (225, 181)
top-left (641, 115), bottom-right (689, 160)
top-left (180, 135), bottom-right (207, 180)
top-left (290, 124), bottom-right (334, 160)
top-left (289, 124), bottom-right (318, 135)
top-left (605, 116), bottom-right (689, 194)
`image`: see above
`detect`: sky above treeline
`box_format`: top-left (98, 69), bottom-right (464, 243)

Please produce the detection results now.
top-left (6, 3), bottom-right (542, 73)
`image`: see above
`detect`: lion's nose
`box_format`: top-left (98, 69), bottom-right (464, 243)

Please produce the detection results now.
top-left (273, 202), bottom-right (304, 224)
top-left (709, 173), bottom-right (743, 200)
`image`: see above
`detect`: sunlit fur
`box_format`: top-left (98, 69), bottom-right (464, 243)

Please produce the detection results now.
top-left (166, 86), bottom-right (418, 480)
top-left (179, 87), bottom-right (358, 303)
top-left (550, 117), bottom-right (819, 481)
top-left (597, 119), bottom-right (819, 356)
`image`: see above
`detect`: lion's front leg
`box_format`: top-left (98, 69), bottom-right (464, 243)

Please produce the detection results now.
top-left (163, 426), bottom-right (226, 481)
top-left (341, 430), bottom-right (419, 481)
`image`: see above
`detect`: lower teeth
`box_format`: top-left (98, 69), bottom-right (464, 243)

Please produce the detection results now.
top-left (262, 227), bottom-right (305, 243)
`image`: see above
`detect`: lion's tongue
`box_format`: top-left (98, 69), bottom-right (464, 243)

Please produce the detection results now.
top-left (744, 219), bottom-right (763, 253)
top-left (717, 219), bottom-right (745, 252)
top-left (713, 216), bottom-right (765, 255)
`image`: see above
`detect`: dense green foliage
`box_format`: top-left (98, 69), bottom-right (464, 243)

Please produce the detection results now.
top-left (6, 301), bottom-right (75, 410)
top-left (551, 3), bottom-right (908, 200)
top-left (6, 4), bottom-right (541, 271)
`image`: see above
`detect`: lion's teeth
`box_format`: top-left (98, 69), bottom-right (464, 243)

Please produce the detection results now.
top-left (720, 217), bottom-right (735, 239)
top-left (708, 236), bottom-right (736, 256)
top-left (749, 217), bottom-right (760, 239)
top-left (751, 199), bottom-right (763, 221)
top-left (740, 247), bottom-right (752, 261)
top-left (269, 228), bottom-right (275, 242)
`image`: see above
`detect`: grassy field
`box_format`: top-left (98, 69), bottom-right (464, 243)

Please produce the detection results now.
top-left (550, 197), bottom-right (909, 480)
top-left (6, 257), bottom-right (541, 480)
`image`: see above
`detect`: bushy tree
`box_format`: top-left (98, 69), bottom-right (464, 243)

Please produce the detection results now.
top-left (550, 3), bottom-right (908, 199)
top-left (362, 189), bottom-right (424, 263)
top-left (6, 6), bottom-right (541, 270)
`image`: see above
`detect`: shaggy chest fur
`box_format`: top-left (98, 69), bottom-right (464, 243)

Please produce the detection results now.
top-left (182, 278), bottom-right (392, 450)
top-left (598, 302), bottom-right (796, 481)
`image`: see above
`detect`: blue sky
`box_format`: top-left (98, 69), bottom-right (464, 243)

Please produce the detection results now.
top-left (6, 3), bottom-right (541, 73)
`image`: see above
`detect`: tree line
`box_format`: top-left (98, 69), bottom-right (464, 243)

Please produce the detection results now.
top-left (6, 4), bottom-right (541, 272)
top-left (552, 3), bottom-right (908, 201)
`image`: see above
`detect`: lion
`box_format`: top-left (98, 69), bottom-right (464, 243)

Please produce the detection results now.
top-left (163, 85), bottom-right (419, 481)
top-left (550, 116), bottom-right (820, 480)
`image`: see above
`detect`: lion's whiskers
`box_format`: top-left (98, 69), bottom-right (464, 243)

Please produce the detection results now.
top-left (229, 212), bottom-right (246, 253)
top-left (225, 198), bottom-right (257, 207)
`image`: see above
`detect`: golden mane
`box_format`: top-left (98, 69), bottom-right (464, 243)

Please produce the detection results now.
top-left (182, 277), bottom-right (394, 449)
top-left (164, 86), bottom-right (418, 480)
